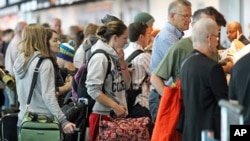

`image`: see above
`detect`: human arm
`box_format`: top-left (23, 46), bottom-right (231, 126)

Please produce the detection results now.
top-left (56, 74), bottom-right (72, 97)
top-left (150, 73), bottom-right (165, 96)
top-left (86, 53), bottom-right (128, 117)
top-left (40, 60), bottom-right (75, 132)
top-left (95, 93), bottom-right (127, 118)
top-left (116, 47), bottom-right (131, 86)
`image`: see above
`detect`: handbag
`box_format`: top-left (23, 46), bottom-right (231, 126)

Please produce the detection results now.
top-left (151, 79), bottom-right (182, 141)
top-left (61, 96), bottom-right (86, 122)
top-left (97, 117), bottom-right (151, 141)
top-left (61, 96), bottom-right (88, 141)
top-left (19, 57), bottom-right (62, 141)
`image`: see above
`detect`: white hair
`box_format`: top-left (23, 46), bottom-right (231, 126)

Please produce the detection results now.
top-left (192, 18), bottom-right (217, 47)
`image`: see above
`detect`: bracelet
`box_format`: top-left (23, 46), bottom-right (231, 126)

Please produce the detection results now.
top-left (120, 65), bottom-right (127, 70)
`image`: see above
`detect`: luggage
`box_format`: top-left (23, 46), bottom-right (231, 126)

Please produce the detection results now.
top-left (19, 112), bottom-right (62, 141)
top-left (0, 113), bottom-right (18, 141)
top-left (97, 117), bottom-right (151, 141)
top-left (62, 98), bottom-right (89, 141)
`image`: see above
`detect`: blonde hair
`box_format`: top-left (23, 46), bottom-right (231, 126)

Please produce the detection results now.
top-left (19, 24), bottom-right (50, 66)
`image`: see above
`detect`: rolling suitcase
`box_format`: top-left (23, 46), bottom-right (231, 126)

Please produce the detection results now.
top-left (0, 113), bottom-right (18, 141)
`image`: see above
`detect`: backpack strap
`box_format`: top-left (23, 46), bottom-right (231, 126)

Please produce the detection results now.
top-left (75, 49), bottom-right (111, 99)
top-left (125, 49), bottom-right (144, 64)
top-left (83, 45), bottom-right (91, 64)
top-left (87, 49), bottom-right (111, 79)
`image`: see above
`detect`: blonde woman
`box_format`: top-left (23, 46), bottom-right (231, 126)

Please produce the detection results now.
top-left (13, 24), bottom-right (75, 135)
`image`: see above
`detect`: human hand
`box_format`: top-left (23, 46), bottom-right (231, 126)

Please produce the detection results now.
top-left (219, 56), bottom-right (234, 65)
top-left (220, 57), bottom-right (234, 73)
top-left (65, 74), bottom-right (73, 83)
top-left (63, 122), bottom-right (76, 134)
top-left (114, 47), bottom-right (125, 63)
top-left (112, 104), bottom-right (128, 118)
top-left (233, 39), bottom-right (245, 52)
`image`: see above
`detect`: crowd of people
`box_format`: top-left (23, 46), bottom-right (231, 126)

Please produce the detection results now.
top-left (0, 0), bottom-right (250, 140)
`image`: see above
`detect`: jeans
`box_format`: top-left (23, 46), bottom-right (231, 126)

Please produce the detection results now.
top-left (5, 87), bottom-right (15, 107)
top-left (3, 88), bottom-right (9, 109)
top-left (148, 89), bottom-right (160, 123)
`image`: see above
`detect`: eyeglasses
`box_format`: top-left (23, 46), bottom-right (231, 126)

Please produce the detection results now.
top-left (211, 34), bottom-right (219, 40)
top-left (174, 13), bottom-right (192, 19)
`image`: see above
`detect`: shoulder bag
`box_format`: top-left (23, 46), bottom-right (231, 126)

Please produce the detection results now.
top-left (19, 57), bottom-right (63, 141)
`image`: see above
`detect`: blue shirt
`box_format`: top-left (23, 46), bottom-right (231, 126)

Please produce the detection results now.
top-left (150, 22), bottom-right (183, 73)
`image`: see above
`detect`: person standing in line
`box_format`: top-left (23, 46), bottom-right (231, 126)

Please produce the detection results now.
top-left (149, 0), bottom-right (192, 122)
top-left (133, 12), bottom-right (155, 34)
top-left (45, 29), bottom-right (76, 107)
top-left (224, 21), bottom-right (250, 56)
top-left (4, 21), bottom-right (27, 108)
top-left (200, 6), bottom-right (228, 65)
top-left (229, 49), bottom-right (250, 125)
top-left (73, 23), bottom-right (99, 69)
top-left (56, 40), bottom-right (77, 106)
top-left (226, 22), bottom-right (248, 44)
top-left (86, 20), bottom-right (131, 141)
top-left (124, 22), bottom-right (152, 110)
top-left (1, 29), bottom-right (14, 58)
top-left (13, 24), bottom-right (75, 135)
top-left (50, 18), bottom-right (63, 35)
top-left (180, 18), bottom-right (228, 141)
top-left (124, 12), bottom-right (155, 59)
top-left (132, 12), bottom-right (155, 51)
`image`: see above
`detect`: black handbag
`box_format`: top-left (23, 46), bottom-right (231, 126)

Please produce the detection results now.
top-left (61, 97), bottom-right (86, 123)
top-left (61, 96), bottom-right (88, 141)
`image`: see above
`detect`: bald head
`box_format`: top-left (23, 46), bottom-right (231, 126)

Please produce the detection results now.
top-left (226, 21), bottom-right (243, 42)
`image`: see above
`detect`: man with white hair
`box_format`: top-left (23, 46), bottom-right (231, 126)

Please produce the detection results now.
top-left (180, 18), bottom-right (228, 141)
top-left (149, 0), bottom-right (192, 122)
